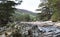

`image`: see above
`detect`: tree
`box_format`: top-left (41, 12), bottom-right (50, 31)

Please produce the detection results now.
top-left (0, 0), bottom-right (22, 26)
top-left (36, 0), bottom-right (52, 21)
top-left (23, 14), bottom-right (31, 21)
top-left (48, 0), bottom-right (60, 22)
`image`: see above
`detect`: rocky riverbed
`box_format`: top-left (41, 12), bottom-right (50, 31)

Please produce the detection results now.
top-left (0, 21), bottom-right (60, 37)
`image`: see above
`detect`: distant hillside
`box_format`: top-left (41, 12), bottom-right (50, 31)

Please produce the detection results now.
top-left (13, 9), bottom-right (37, 21)
top-left (15, 9), bottom-right (37, 16)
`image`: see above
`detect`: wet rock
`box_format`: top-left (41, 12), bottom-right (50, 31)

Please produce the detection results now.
top-left (56, 35), bottom-right (60, 37)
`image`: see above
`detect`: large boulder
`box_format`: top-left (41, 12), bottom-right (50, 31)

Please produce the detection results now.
top-left (55, 23), bottom-right (60, 26)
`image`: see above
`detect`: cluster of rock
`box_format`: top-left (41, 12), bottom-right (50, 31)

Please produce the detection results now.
top-left (13, 23), bottom-right (60, 37)
top-left (0, 21), bottom-right (60, 37)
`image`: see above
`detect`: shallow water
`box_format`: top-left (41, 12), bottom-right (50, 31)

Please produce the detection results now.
top-left (38, 26), bottom-right (60, 33)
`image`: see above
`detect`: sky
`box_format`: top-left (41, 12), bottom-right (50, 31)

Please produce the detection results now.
top-left (15, 0), bottom-right (41, 13)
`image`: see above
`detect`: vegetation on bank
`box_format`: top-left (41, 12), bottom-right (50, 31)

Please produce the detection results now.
top-left (36, 0), bottom-right (60, 22)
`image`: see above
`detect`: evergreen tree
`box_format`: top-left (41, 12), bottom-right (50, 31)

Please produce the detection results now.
top-left (0, 0), bottom-right (22, 26)
top-left (48, 0), bottom-right (60, 22)
top-left (36, 0), bottom-right (52, 21)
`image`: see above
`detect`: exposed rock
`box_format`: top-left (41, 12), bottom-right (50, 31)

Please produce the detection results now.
top-left (55, 23), bottom-right (60, 26)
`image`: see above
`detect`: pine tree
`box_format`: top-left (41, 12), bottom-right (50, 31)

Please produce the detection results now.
top-left (36, 0), bottom-right (52, 21)
top-left (0, 0), bottom-right (22, 26)
top-left (48, 0), bottom-right (60, 22)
